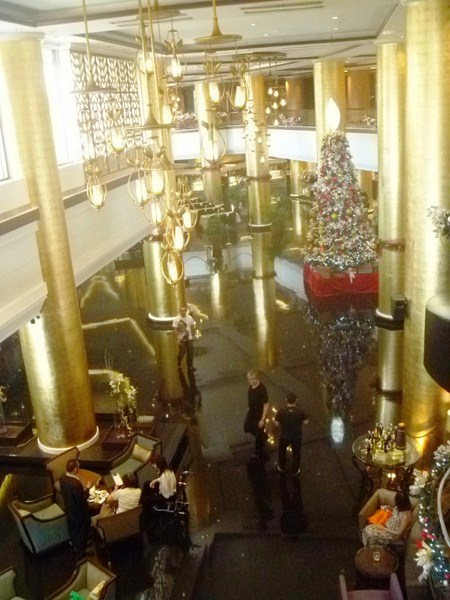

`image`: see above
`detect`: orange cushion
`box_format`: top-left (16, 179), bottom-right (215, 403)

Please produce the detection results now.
top-left (367, 508), bottom-right (392, 525)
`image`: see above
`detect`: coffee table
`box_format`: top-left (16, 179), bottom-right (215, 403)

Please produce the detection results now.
top-left (355, 546), bottom-right (399, 580)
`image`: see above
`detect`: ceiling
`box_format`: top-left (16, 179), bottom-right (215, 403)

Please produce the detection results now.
top-left (0, 0), bottom-right (406, 82)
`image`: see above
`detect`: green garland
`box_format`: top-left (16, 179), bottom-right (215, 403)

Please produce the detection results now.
top-left (418, 442), bottom-right (450, 586)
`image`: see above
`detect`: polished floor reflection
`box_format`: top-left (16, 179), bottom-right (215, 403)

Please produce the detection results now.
top-left (0, 234), bottom-right (385, 599)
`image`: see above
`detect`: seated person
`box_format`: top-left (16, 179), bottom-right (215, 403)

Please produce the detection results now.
top-left (362, 490), bottom-right (412, 547)
top-left (93, 472), bottom-right (141, 522)
top-left (141, 456), bottom-right (177, 510)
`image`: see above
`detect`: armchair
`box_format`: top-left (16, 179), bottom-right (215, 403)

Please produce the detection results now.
top-left (45, 559), bottom-right (116, 600)
top-left (8, 494), bottom-right (70, 555)
top-left (339, 573), bottom-right (404, 600)
top-left (92, 505), bottom-right (143, 568)
top-left (45, 447), bottom-right (80, 507)
top-left (109, 434), bottom-right (161, 489)
top-left (358, 489), bottom-right (420, 547)
top-left (0, 567), bottom-right (25, 600)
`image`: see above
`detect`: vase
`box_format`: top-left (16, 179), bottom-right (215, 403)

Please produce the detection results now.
top-left (395, 422), bottom-right (407, 450)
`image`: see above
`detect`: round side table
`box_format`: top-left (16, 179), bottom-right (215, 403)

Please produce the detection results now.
top-left (355, 546), bottom-right (399, 580)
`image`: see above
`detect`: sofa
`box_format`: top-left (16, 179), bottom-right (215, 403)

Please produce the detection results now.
top-left (358, 488), bottom-right (429, 600)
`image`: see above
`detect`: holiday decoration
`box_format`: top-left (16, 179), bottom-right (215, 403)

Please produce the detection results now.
top-left (417, 442), bottom-right (450, 585)
top-left (305, 131), bottom-right (377, 273)
top-left (308, 307), bottom-right (375, 417)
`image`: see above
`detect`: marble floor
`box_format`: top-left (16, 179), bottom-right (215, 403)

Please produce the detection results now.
top-left (0, 230), bottom-right (396, 599)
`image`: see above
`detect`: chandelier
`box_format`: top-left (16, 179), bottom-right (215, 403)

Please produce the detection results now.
top-left (265, 59), bottom-right (287, 127)
top-left (75, 0), bottom-right (120, 210)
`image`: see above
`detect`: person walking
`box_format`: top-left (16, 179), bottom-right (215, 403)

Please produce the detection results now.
top-left (244, 369), bottom-right (269, 460)
top-left (172, 305), bottom-right (196, 371)
top-left (275, 392), bottom-right (309, 476)
top-left (59, 459), bottom-right (92, 559)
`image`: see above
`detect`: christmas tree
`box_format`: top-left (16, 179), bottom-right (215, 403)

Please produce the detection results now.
top-left (305, 131), bottom-right (377, 272)
top-left (307, 306), bottom-right (375, 418)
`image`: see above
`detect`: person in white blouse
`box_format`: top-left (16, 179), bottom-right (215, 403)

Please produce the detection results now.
top-left (149, 455), bottom-right (177, 501)
top-left (172, 305), bottom-right (196, 371)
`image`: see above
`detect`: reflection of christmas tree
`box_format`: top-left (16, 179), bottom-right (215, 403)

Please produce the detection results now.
top-left (308, 307), bottom-right (375, 417)
top-left (305, 131), bottom-right (377, 271)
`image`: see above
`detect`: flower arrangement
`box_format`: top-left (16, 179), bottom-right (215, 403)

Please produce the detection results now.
top-left (415, 540), bottom-right (433, 583)
top-left (362, 115), bottom-right (377, 129)
top-left (417, 442), bottom-right (450, 585)
top-left (279, 114), bottom-right (302, 127)
top-left (428, 206), bottom-right (450, 240)
top-left (109, 372), bottom-right (137, 437)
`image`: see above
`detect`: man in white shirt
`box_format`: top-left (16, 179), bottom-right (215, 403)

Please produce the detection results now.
top-left (172, 305), bottom-right (196, 371)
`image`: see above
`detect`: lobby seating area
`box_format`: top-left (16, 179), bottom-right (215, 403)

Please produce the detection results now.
top-left (0, 244), bottom-right (438, 599)
top-left (358, 488), bottom-right (426, 600)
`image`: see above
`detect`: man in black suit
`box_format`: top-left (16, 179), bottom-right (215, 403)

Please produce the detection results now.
top-left (59, 459), bottom-right (92, 558)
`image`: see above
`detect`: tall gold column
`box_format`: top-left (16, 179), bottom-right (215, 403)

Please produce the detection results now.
top-left (210, 271), bottom-right (228, 321)
top-left (0, 37), bottom-right (97, 452)
top-left (195, 82), bottom-right (223, 206)
top-left (346, 69), bottom-right (373, 113)
top-left (285, 76), bottom-right (314, 115)
top-left (139, 59), bottom-right (185, 401)
top-left (402, 0), bottom-right (450, 451)
top-left (376, 42), bottom-right (406, 396)
top-left (355, 170), bottom-right (375, 206)
top-left (290, 160), bottom-right (310, 244)
top-left (313, 61), bottom-right (346, 158)
top-left (244, 73), bottom-right (277, 370)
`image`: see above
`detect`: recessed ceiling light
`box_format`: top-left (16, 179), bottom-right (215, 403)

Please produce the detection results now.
top-left (370, 66), bottom-right (376, 70)
top-left (263, 33), bottom-right (269, 37)
top-left (382, 30), bottom-right (394, 35)
top-left (333, 27), bottom-right (339, 31)
top-left (251, 23), bottom-right (256, 27)
top-left (332, 16), bottom-right (338, 20)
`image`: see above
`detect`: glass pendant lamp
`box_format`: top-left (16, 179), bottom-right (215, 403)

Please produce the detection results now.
top-left (86, 162), bottom-right (107, 211)
top-left (161, 247), bottom-right (184, 285)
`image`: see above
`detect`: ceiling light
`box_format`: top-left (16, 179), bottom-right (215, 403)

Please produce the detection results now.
top-left (332, 16), bottom-right (338, 20)
top-left (194, 0), bottom-right (242, 45)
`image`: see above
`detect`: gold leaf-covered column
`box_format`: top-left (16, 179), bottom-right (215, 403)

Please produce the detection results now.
top-left (195, 82), bottom-right (223, 206)
top-left (402, 0), bottom-right (450, 453)
top-left (141, 60), bottom-right (185, 401)
top-left (244, 73), bottom-right (277, 370)
top-left (313, 60), bottom-right (346, 159)
top-left (0, 36), bottom-right (97, 452)
top-left (375, 42), bottom-right (406, 396)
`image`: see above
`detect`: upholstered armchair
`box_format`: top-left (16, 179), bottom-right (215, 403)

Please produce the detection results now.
top-left (109, 434), bottom-right (161, 489)
top-left (45, 447), bottom-right (80, 507)
top-left (92, 506), bottom-right (143, 568)
top-left (358, 488), bottom-right (420, 547)
top-left (45, 559), bottom-right (116, 600)
top-left (339, 573), bottom-right (404, 600)
top-left (8, 494), bottom-right (70, 555)
top-left (0, 567), bottom-right (25, 600)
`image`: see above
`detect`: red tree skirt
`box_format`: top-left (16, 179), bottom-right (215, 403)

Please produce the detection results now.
top-left (303, 263), bottom-right (378, 298)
